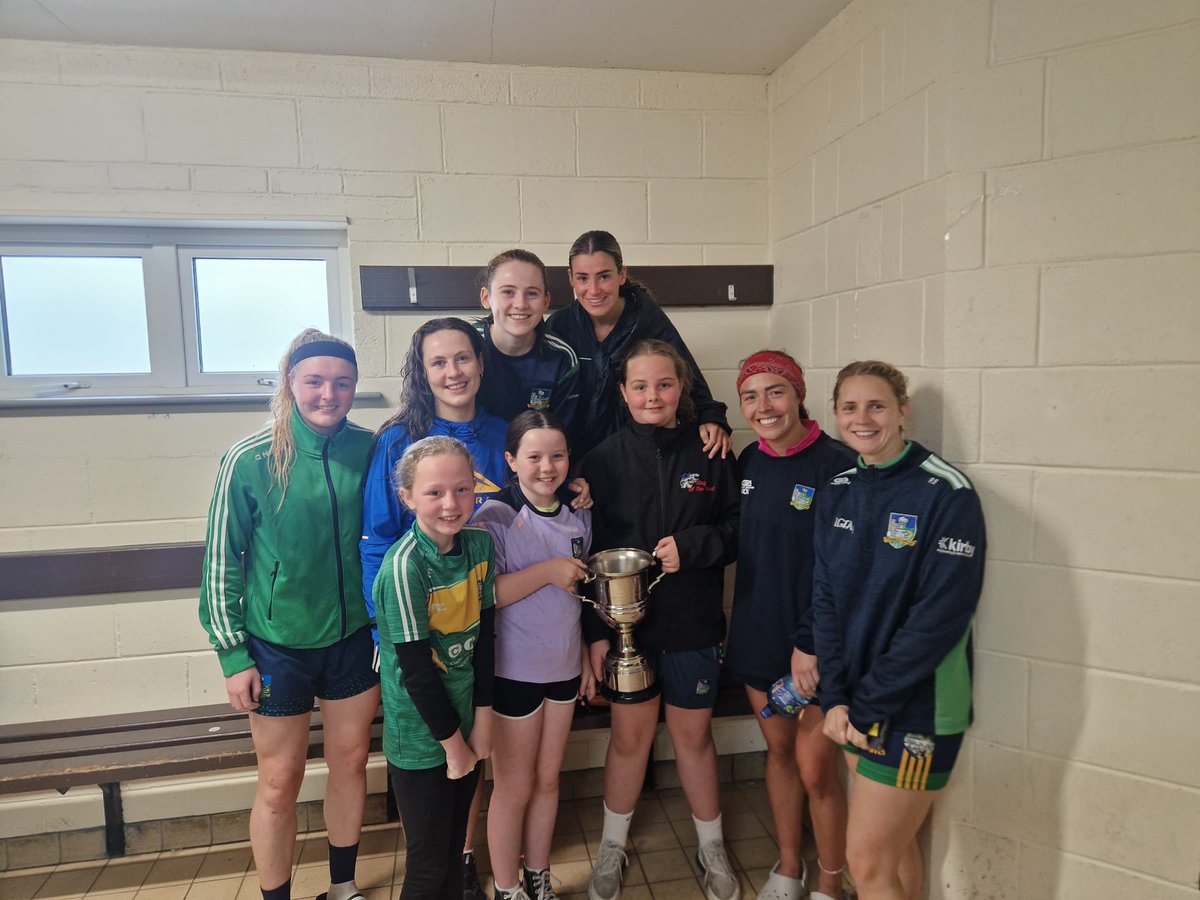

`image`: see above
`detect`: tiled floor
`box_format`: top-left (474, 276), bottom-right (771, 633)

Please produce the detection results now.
top-left (0, 781), bottom-right (831, 900)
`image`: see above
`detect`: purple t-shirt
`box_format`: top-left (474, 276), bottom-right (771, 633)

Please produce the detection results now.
top-left (473, 489), bottom-right (592, 683)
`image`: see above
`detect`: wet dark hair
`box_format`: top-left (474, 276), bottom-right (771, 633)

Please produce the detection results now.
top-left (375, 317), bottom-right (484, 440)
top-left (619, 339), bottom-right (696, 425)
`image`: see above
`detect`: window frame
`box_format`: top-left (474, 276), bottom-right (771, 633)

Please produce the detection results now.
top-left (0, 220), bottom-right (349, 401)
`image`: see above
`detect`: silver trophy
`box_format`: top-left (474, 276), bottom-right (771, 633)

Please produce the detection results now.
top-left (580, 548), bottom-right (664, 703)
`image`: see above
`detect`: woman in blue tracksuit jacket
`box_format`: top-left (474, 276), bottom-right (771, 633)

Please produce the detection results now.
top-left (812, 360), bottom-right (986, 900)
top-left (360, 317), bottom-right (509, 624)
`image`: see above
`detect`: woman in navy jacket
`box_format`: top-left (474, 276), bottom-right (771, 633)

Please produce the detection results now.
top-left (813, 361), bottom-right (986, 900)
top-left (546, 230), bottom-right (731, 459)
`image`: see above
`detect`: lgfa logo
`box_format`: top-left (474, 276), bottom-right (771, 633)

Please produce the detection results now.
top-left (834, 517), bottom-right (854, 532)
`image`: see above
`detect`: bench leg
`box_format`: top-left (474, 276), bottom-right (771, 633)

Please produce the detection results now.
top-left (100, 782), bottom-right (126, 857)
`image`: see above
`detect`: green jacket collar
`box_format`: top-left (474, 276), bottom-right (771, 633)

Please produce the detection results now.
top-left (291, 403), bottom-right (347, 457)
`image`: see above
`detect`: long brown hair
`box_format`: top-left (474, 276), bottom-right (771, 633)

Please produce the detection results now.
top-left (375, 317), bottom-right (484, 440)
top-left (269, 328), bottom-right (356, 501)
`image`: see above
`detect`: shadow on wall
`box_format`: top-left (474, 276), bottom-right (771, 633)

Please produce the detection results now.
top-left (916, 384), bottom-right (1084, 900)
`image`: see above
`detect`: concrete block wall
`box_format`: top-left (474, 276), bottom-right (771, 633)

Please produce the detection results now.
top-left (0, 40), bottom-right (772, 848)
top-left (0, 39), bottom-right (770, 725)
top-left (767, 0), bottom-right (1200, 897)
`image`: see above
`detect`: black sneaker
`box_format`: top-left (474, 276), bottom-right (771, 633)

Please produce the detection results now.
top-left (523, 867), bottom-right (559, 900)
top-left (464, 851), bottom-right (488, 900)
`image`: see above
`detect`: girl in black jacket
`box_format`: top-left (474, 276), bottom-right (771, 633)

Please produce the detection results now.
top-left (546, 230), bottom-right (731, 459)
top-left (579, 340), bottom-right (741, 900)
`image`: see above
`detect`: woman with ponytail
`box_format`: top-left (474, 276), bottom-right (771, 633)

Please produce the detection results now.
top-left (546, 230), bottom-right (732, 459)
top-left (199, 329), bottom-right (378, 900)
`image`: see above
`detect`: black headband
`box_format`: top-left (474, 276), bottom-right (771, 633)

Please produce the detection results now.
top-left (289, 340), bottom-right (358, 368)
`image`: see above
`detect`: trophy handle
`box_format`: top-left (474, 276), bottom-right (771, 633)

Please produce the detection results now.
top-left (647, 570), bottom-right (666, 593)
top-left (573, 570), bottom-right (597, 606)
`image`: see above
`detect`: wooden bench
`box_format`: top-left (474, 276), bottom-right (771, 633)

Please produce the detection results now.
top-left (0, 674), bottom-right (751, 859)
top-left (0, 703), bottom-right (382, 858)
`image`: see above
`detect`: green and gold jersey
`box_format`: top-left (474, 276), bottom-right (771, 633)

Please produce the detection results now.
top-left (373, 523), bottom-right (495, 770)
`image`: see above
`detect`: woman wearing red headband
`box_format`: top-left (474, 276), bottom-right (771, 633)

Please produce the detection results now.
top-left (727, 350), bottom-right (853, 900)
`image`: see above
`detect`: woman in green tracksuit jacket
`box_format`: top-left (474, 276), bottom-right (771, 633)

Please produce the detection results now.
top-left (199, 329), bottom-right (378, 900)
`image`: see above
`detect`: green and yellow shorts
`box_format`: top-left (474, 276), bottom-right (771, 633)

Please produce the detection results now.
top-left (845, 730), bottom-right (963, 792)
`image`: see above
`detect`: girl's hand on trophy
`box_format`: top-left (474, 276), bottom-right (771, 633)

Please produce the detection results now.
top-left (547, 556), bottom-right (590, 591)
top-left (589, 640), bottom-right (610, 681)
top-left (579, 644), bottom-right (597, 700)
top-left (652, 536), bottom-right (680, 573)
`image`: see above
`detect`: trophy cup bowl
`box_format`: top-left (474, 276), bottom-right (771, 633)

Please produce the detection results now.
top-left (581, 548), bottom-right (664, 703)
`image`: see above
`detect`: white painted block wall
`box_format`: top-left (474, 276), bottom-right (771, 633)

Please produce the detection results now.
top-left (767, 0), bottom-right (1200, 896)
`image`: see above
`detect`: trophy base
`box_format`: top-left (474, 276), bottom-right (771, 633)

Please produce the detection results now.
top-left (602, 655), bottom-right (657, 705)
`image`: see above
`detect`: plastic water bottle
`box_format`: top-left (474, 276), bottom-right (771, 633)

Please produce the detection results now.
top-left (760, 674), bottom-right (816, 718)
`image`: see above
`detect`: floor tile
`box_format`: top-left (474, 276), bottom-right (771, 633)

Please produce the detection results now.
top-left (637, 848), bottom-right (695, 884)
top-left (182, 877), bottom-right (242, 900)
top-left (33, 864), bottom-right (103, 898)
top-left (133, 885), bottom-right (190, 900)
top-left (87, 860), bottom-right (155, 895)
top-left (1, 872), bottom-right (53, 900)
top-left (192, 848), bottom-right (252, 883)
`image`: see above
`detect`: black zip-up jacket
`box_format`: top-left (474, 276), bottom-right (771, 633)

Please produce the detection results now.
top-left (580, 421), bottom-right (739, 653)
top-left (546, 284), bottom-right (729, 457)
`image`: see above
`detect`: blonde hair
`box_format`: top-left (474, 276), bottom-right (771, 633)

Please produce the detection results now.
top-left (394, 435), bottom-right (473, 498)
top-left (268, 328), bottom-right (356, 502)
top-left (832, 360), bottom-right (909, 407)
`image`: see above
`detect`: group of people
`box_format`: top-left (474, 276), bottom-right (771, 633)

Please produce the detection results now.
top-left (198, 230), bottom-right (987, 900)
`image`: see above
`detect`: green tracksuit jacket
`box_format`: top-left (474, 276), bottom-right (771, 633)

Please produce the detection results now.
top-left (199, 406), bottom-right (374, 677)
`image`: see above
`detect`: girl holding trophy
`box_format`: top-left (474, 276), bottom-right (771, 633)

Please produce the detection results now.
top-left (579, 340), bottom-right (741, 900)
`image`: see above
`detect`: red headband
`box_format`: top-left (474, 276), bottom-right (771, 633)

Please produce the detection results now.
top-left (737, 351), bottom-right (806, 405)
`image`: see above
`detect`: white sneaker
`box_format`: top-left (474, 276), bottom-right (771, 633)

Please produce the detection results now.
top-left (755, 861), bottom-right (806, 900)
top-left (696, 839), bottom-right (741, 900)
top-left (587, 839), bottom-right (628, 900)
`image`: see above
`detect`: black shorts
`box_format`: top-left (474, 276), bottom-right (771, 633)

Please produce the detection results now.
top-left (598, 645), bottom-right (723, 710)
top-left (493, 675), bottom-right (581, 719)
top-left (247, 626), bottom-right (379, 717)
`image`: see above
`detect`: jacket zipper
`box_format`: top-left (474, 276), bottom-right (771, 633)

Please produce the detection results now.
top-left (266, 560), bottom-right (281, 620)
top-left (322, 438), bottom-right (349, 638)
top-left (656, 447), bottom-right (667, 538)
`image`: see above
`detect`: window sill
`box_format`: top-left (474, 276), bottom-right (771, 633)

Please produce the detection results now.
top-left (0, 391), bottom-right (384, 411)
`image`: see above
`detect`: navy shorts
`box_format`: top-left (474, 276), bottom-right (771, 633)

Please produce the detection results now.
top-left (247, 625), bottom-right (379, 717)
top-left (493, 675), bottom-right (581, 719)
top-left (655, 645), bottom-right (723, 710)
top-left (846, 729), bottom-right (964, 792)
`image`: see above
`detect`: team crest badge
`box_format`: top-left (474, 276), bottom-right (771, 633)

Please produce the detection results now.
top-left (571, 537), bottom-right (583, 559)
top-left (528, 388), bottom-right (551, 410)
top-left (883, 512), bottom-right (918, 548)
top-left (903, 732), bottom-right (935, 758)
top-left (790, 484), bottom-right (815, 510)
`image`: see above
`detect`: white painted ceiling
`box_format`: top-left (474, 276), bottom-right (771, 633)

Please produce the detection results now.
top-left (0, 0), bottom-right (851, 75)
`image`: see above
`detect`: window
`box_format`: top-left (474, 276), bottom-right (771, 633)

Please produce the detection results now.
top-left (0, 220), bottom-right (348, 401)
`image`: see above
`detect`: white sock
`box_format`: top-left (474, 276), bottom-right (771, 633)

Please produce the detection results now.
top-left (600, 802), bottom-right (634, 848)
top-left (693, 813), bottom-right (724, 846)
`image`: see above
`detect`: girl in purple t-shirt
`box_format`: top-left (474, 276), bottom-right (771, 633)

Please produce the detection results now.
top-left (471, 411), bottom-right (593, 900)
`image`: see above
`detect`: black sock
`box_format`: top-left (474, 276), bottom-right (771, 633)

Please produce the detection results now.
top-left (328, 841), bottom-right (360, 886)
top-left (261, 879), bottom-right (291, 900)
